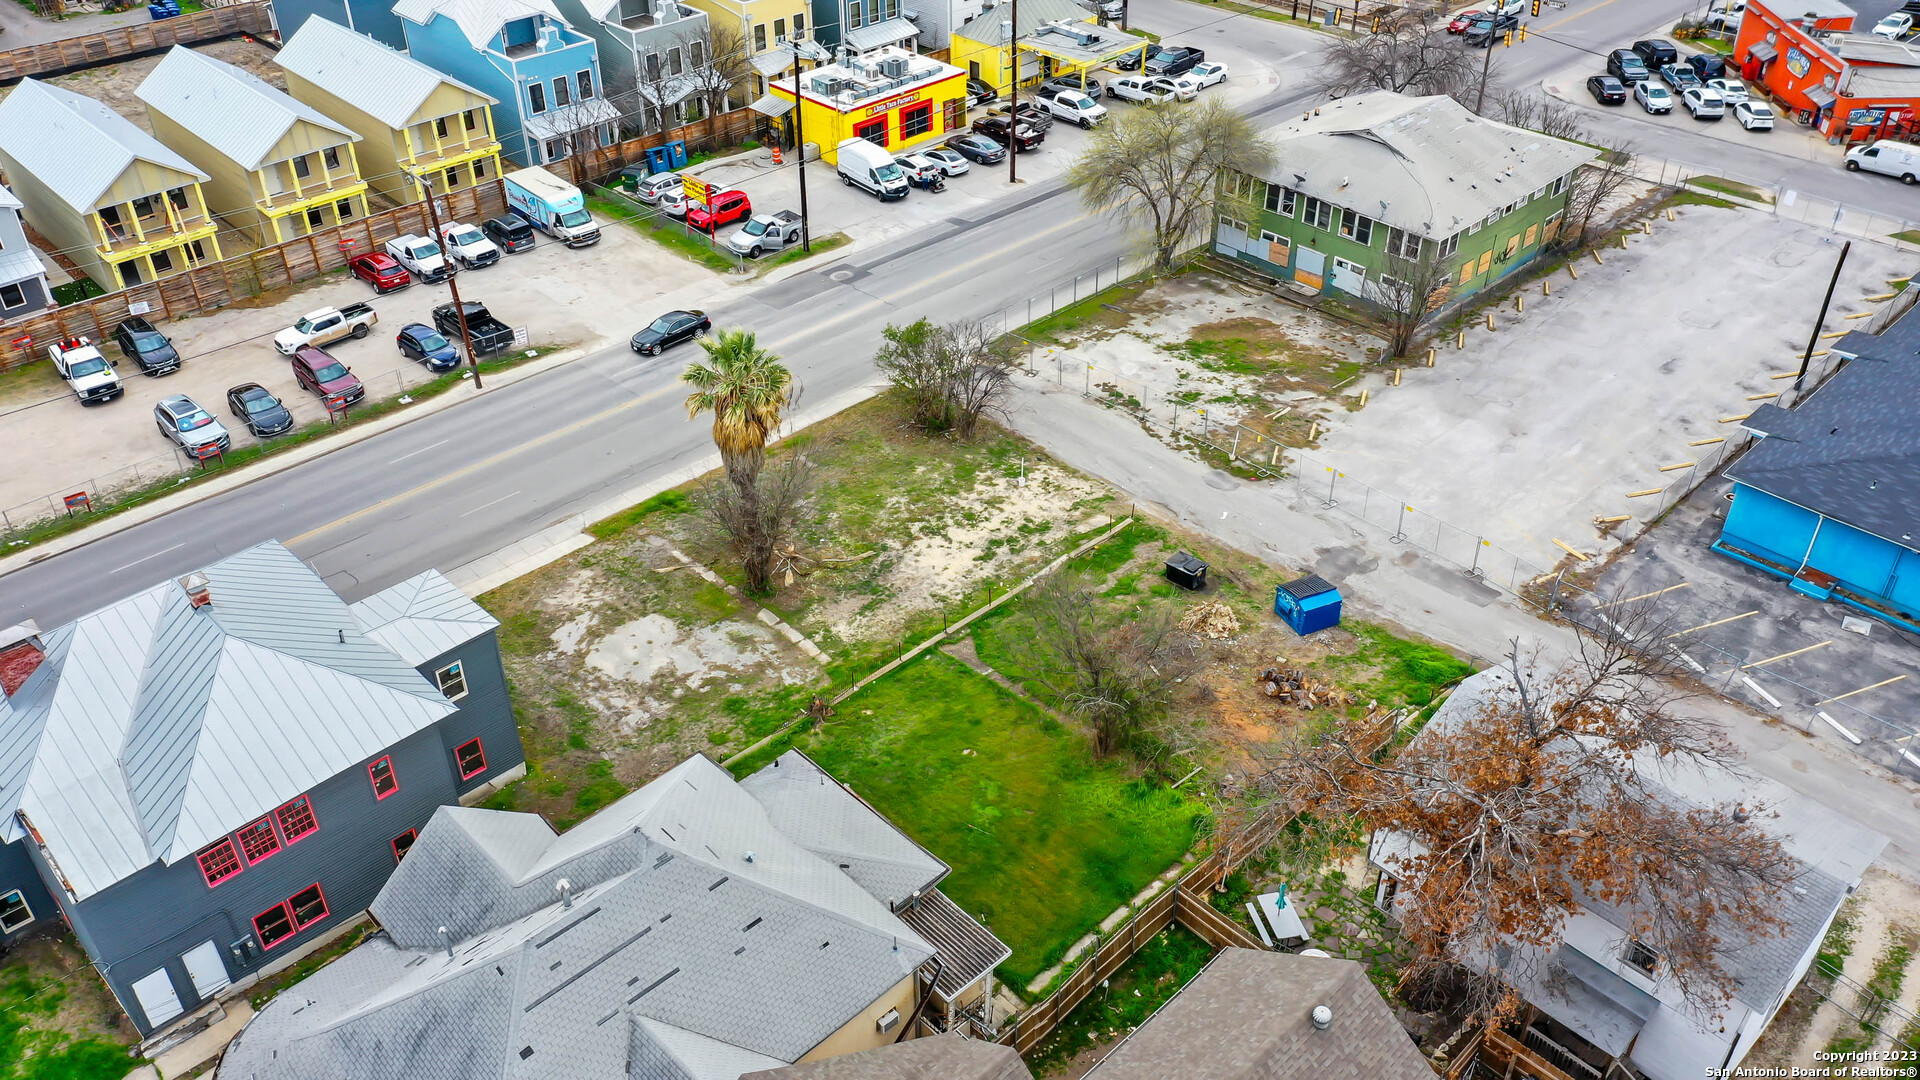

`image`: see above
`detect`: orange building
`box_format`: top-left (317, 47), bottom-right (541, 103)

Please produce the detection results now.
top-left (1733, 0), bottom-right (1920, 142)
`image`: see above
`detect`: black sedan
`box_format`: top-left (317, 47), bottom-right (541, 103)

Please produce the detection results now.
top-left (1586, 74), bottom-right (1627, 104)
top-left (226, 383), bottom-right (294, 438)
top-left (971, 115), bottom-right (1044, 151)
top-left (632, 309), bottom-right (710, 356)
top-left (946, 133), bottom-right (1007, 165)
top-left (397, 322), bottom-right (463, 372)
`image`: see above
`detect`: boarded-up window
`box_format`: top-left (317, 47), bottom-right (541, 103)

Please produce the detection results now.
top-left (1504, 234), bottom-right (1521, 258)
top-left (1459, 263), bottom-right (1474, 285)
top-left (1477, 250), bottom-right (1494, 274)
top-left (1524, 224), bottom-right (1539, 247)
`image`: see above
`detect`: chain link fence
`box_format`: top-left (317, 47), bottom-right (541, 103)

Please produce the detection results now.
top-left (1634, 155), bottom-right (1920, 254)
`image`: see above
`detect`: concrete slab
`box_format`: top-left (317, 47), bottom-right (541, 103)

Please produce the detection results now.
top-left (152, 999), bottom-right (251, 1079)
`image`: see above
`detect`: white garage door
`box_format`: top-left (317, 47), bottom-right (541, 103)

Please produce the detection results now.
top-left (130, 967), bottom-right (183, 1028)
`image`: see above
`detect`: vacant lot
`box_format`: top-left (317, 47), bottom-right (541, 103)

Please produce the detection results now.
top-left (0, 930), bottom-right (140, 1080)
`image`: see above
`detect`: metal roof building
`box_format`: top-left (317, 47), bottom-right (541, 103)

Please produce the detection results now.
top-left (0, 77), bottom-right (208, 216)
top-left (137, 46), bottom-right (360, 172)
top-left (274, 15), bottom-right (498, 132)
top-left (223, 750), bottom-right (1011, 1079)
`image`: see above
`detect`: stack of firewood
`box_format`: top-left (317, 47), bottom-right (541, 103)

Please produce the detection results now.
top-left (1178, 599), bottom-right (1241, 640)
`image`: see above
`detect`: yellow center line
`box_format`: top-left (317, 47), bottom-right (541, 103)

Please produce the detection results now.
top-left (1539, 0), bottom-right (1635, 31)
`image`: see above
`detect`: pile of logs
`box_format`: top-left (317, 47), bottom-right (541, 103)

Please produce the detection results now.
top-left (1254, 666), bottom-right (1355, 710)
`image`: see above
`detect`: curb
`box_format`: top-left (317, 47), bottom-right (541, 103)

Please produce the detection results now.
top-left (0, 343), bottom-right (601, 579)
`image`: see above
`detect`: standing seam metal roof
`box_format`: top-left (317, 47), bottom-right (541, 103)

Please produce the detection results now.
top-left (275, 18), bottom-right (499, 132)
top-left (136, 46), bottom-right (360, 171)
top-left (0, 78), bottom-right (209, 215)
top-left (391, 0), bottom-right (569, 49)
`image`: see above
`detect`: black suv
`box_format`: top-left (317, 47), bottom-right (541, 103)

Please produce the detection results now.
top-left (1687, 53), bottom-right (1727, 80)
top-left (1633, 38), bottom-right (1679, 69)
top-left (1144, 45), bottom-right (1203, 76)
top-left (1464, 12), bottom-right (1519, 46)
top-left (482, 215), bottom-right (535, 253)
top-left (1607, 48), bottom-right (1650, 82)
top-left (1586, 74), bottom-right (1627, 104)
top-left (113, 316), bottom-right (180, 375)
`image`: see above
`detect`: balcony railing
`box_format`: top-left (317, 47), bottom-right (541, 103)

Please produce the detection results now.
top-left (259, 170), bottom-right (361, 211)
top-left (96, 206), bottom-right (213, 254)
top-left (1479, 1027), bottom-right (1578, 1080)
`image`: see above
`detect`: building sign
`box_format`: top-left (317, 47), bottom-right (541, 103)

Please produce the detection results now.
top-left (864, 90), bottom-right (921, 118)
top-left (1846, 107), bottom-right (1886, 127)
top-left (63, 491), bottom-right (90, 512)
top-left (9, 334), bottom-right (31, 350)
top-left (681, 177), bottom-right (712, 204)
top-left (1785, 46), bottom-right (1811, 78)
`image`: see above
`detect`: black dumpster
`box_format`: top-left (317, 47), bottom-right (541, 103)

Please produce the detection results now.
top-left (1164, 551), bottom-right (1209, 591)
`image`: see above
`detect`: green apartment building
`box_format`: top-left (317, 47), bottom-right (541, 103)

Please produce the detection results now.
top-left (1214, 92), bottom-right (1595, 310)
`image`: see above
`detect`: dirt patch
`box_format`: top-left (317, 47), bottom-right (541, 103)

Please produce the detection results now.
top-left (43, 37), bottom-right (288, 134)
top-left (0, 926), bottom-right (140, 1048)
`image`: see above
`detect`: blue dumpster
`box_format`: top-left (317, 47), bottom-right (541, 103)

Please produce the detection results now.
top-left (1274, 575), bottom-right (1341, 636)
top-left (643, 140), bottom-right (690, 174)
top-left (148, 0), bottom-right (181, 19)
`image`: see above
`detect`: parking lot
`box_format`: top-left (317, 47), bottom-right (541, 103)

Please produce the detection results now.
top-left (1307, 201), bottom-right (1912, 572)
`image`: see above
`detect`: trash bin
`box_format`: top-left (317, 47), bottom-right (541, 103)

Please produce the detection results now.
top-left (148, 0), bottom-right (181, 18)
top-left (1163, 551), bottom-right (1208, 591)
top-left (1274, 575), bottom-right (1341, 636)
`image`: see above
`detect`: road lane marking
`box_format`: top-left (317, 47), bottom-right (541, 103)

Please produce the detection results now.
top-left (111, 542), bottom-right (184, 575)
top-left (389, 438), bottom-right (450, 464)
top-left (460, 490), bottom-right (522, 518)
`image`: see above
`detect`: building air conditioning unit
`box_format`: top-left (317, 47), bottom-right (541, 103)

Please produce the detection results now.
top-left (876, 1008), bottom-right (901, 1033)
top-left (880, 56), bottom-right (908, 77)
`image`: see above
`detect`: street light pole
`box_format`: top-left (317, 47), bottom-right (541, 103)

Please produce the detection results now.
top-left (1009, 0), bottom-right (1019, 184)
top-left (791, 49), bottom-right (812, 253)
top-left (414, 172), bottom-right (484, 390)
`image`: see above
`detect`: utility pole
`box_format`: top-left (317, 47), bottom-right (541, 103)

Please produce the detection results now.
top-left (415, 173), bottom-right (484, 390)
top-left (1795, 240), bottom-right (1849, 391)
top-left (790, 49), bottom-right (813, 253)
top-left (1009, 0), bottom-right (1020, 184)
top-left (1474, 21), bottom-right (1497, 114)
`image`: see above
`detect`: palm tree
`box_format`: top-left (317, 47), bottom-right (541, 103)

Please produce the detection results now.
top-left (683, 328), bottom-right (794, 591)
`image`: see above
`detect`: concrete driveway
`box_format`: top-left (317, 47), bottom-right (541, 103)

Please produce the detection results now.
top-left (1307, 202), bottom-right (1912, 572)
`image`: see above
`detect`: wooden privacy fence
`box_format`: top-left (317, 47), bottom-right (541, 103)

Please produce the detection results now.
top-left (1, 181), bottom-right (507, 371)
top-left (558, 108), bottom-right (763, 188)
top-left (1000, 803), bottom-right (1292, 1055)
top-left (0, 2), bottom-right (275, 83)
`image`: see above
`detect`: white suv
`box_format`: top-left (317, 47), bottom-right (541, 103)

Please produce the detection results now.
top-left (1682, 87), bottom-right (1726, 119)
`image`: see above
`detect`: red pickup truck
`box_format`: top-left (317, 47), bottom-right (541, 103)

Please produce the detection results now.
top-left (291, 345), bottom-right (365, 409)
top-left (686, 189), bottom-right (751, 233)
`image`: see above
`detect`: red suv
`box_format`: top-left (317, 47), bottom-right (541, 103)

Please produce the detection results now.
top-left (350, 252), bottom-right (410, 293)
top-left (686, 190), bottom-right (750, 233)
top-left (291, 345), bottom-right (365, 408)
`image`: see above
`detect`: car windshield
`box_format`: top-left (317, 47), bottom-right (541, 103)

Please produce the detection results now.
top-left (68, 357), bottom-right (108, 378)
top-left (1749, 103), bottom-right (1773, 114)
top-left (559, 209), bottom-right (592, 227)
top-left (293, 316), bottom-right (316, 332)
top-left (132, 332), bottom-right (168, 350)
top-left (176, 410), bottom-right (212, 430)
top-left (414, 241), bottom-right (441, 258)
top-left (313, 362), bottom-right (349, 382)
top-left (1063, 94), bottom-right (1092, 107)
top-left (648, 315), bottom-right (678, 333)
top-left (243, 391), bottom-right (277, 412)
top-left (875, 163), bottom-right (904, 182)
top-left (742, 219), bottom-right (769, 236)
top-left (1623, 57), bottom-right (1645, 69)
top-left (1647, 86), bottom-right (1669, 98)
top-left (452, 228), bottom-right (484, 245)
top-left (417, 331), bottom-right (451, 351)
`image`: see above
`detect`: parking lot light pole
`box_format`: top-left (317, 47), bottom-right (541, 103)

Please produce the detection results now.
top-left (1796, 240), bottom-right (1850, 391)
top-left (413, 171), bottom-right (483, 390)
top-left (1009, 0), bottom-right (1020, 184)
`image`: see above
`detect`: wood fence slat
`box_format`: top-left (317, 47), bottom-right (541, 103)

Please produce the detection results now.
top-left (0, 2), bottom-right (275, 85)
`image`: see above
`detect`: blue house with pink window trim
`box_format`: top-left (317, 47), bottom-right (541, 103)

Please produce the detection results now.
top-left (0, 541), bottom-right (522, 1039)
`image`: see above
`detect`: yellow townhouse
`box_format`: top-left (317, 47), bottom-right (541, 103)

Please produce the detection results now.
top-left (949, 0), bottom-right (1146, 96)
top-left (682, 0), bottom-right (814, 99)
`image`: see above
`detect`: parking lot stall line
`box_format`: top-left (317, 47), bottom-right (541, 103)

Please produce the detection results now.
top-left (1740, 675), bottom-right (1783, 709)
top-left (1816, 675), bottom-right (1909, 705)
top-left (1668, 610), bottom-right (1760, 638)
top-left (1689, 437), bottom-right (1726, 446)
top-left (1818, 711), bottom-right (1865, 744)
top-left (1742, 640), bottom-right (1834, 669)
top-left (1598, 582), bottom-right (1690, 607)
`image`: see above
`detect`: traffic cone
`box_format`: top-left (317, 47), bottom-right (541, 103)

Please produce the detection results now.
top-left (773, 145), bottom-right (784, 165)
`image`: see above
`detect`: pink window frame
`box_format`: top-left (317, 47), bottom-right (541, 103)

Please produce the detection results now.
top-left (455, 738), bottom-right (487, 780)
top-left (289, 882), bottom-right (329, 929)
top-left (276, 795), bottom-right (318, 844)
top-left (197, 838), bottom-right (242, 888)
top-left (253, 902), bottom-right (295, 949)
top-left (367, 756), bottom-right (399, 800)
top-left (392, 829), bottom-right (418, 863)
top-left (235, 816), bottom-right (281, 865)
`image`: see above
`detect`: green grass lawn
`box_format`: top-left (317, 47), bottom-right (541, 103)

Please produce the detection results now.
top-left (781, 651), bottom-right (1202, 988)
top-left (0, 936), bottom-right (139, 1080)
top-left (587, 193), bottom-right (740, 274)
top-left (1023, 923), bottom-right (1213, 1075)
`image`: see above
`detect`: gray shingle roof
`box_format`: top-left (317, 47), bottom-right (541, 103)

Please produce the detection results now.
top-left (0, 79), bottom-right (209, 215)
top-left (226, 753), bottom-right (954, 1080)
top-left (1727, 341), bottom-right (1920, 554)
top-left (136, 46), bottom-right (358, 171)
top-left (1084, 949), bottom-right (1433, 1080)
top-left (0, 541), bottom-right (456, 899)
top-left (350, 569), bottom-right (498, 666)
top-left (738, 751), bottom-right (947, 910)
top-left (275, 18), bottom-right (497, 132)
top-left (740, 1033), bottom-right (1033, 1080)
top-left (1253, 91), bottom-right (1597, 241)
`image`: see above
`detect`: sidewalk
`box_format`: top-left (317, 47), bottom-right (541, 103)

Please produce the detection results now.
top-left (1539, 54), bottom-right (1842, 166)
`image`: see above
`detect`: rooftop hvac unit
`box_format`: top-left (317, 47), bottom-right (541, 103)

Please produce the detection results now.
top-left (880, 56), bottom-right (908, 77)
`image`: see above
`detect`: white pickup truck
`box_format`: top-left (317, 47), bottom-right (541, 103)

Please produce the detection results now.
top-left (49, 337), bottom-right (124, 405)
top-left (384, 235), bottom-right (450, 282)
top-left (438, 221), bottom-right (501, 270)
top-left (274, 303), bottom-right (378, 355)
top-left (1037, 87), bottom-right (1109, 128)
top-left (725, 211), bottom-right (804, 257)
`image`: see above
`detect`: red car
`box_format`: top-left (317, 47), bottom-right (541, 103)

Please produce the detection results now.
top-left (291, 345), bottom-right (365, 408)
top-left (349, 252), bottom-right (410, 293)
top-left (1447, 8), bottom-right (1486, 31)
top-left (685, 189), bottom-right (751, 233)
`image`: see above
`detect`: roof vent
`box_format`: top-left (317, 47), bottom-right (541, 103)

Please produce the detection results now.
top-left (1311, 1004), bottom-right (1333, 1030)
top-left (179, 571), bottom-right (212, 609)
top-left (439, 925), bottom-right (454, 959)
top-left (557, 878), bottom-right (573, 908)
top-left (744, 851), bottom-right (756, 863)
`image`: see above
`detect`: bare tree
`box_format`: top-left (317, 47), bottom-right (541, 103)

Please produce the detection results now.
top-left (1553, 144), bottom-right (1637, 253)
top-left (700, 21), bottom-right (754, 143)
top-left (1263, 606), bottom-right (1799, 1020)
top-left (1005, 575), bottom-right (1200, 771)
top-left (874, 319), bottom-right (1017, 438)
top-left (1067, 98), bottom-right (1274, 272)
top-left (1373, 244), bottom-right (1454, 359)
top-left (1319, 13), bottom-right (1481, 99)
top-left (1491, 88), bottom-right (1591, 142)
top-left (699, 452), bottom-right (813, 591)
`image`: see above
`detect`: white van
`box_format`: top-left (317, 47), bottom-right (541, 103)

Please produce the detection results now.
top-left (837, 138), bottom-right (910, 200)
top-left (1844, 140), bottom-right (1920, 184)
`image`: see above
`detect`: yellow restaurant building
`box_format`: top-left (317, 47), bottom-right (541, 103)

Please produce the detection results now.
top-left (767, 46), bottom-right (966, 165)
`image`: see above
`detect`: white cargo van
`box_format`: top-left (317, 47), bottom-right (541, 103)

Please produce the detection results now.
top-left (1845, 140), bottom-right (1920, 184)
top-left (836, 138), bottom-right (909, 200)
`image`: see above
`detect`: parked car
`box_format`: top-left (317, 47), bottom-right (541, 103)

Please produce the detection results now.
top-left (659, 188), bottom-right (689, 218)
top-left (1447, 8), bottom-right (1485, 32)
top-left (290, 346), bottom-right (364, 407)
top-left (1633, 38), bottom-right (1679, 69)
top-left (273, 303), bottom-right (377, 355)
top-left (1587, 74), bottom-right (1627, 104)
top-left (349, 252), bottom-right (410, 293)
top-left (226, 382), bottom-right (293, 437)
top-left (1706, 77), bottom-right (1748, 105)
top-left (503, 166), bottom-right (600, 246)
top-left (1706, 0), bottom-right (1746, 19)
top-left (48, 337), bottom-right (122, 404)
top-left (1489, 0), bottom-right (1525, 13)
top-left (1184, 61), bottom-right (1228, 88)
top-left (1635, 80), bottom-right (1674, 113)
top-left (1108, 75), bottom-right (1177, 103)
top-left (383, 234), bottom-right (449, 283)
top-left (113, 316), bottom-right (180, 375)
top-left (726, 210), bottom-right (805, 257)
top-left (153, 394), bottom-right (229, 459)
top-left (396, 322), bottom-right (462, 371)
top-left (1042, 74), bottom-right (1103, 97)
top-left (967, 76), bottom-right (999, 107)
top-left (921, 146), bottom-right (972, 175)
top-left (1660, 63), bottom-right (1702, 91)
top-left (631, 309), bottom-right (709, 355)
top-left (945, 133), bottom-right (1006, 165)
top-left (1464, 13), bottom-right (1518, 46)
top-left (437, 221), bottom-right (501, 270)
top-left (1733, 99), bottom-right (1775, 130)
top-left (972, 114), bottom-right (1044, 150)
top-left (1154, 75), bottom-right (1198, 101)
top-left (482, 215), bottom-right (536, 253)
top-left (1686, 53), bottom-right (1727, 80)
top-left (893, 154), bottom-right (944, 186)
top-left (1683, 86), bottom-right (1726, 119)
top-left (1037, 88), bottom-right (1108, 127)
top-left (433, 300), bottom-right (514, 355)
top-left (686, 189), bottom-right (751, 232)
top-left (1705, 6), bottom-right (1742, 29)
top-left (630, 171), bottom-right (683, 204)
top-left (1143, 45), bottom-right (1204, 76)
top-left (1874, 12), bottom-right (1913, 38)
top-left (993, 100), bottom-right (1053, 131)
top-left (1607, 49), bottom-right (1650, 82)
top-left (1845, 139), bottom-right (1920, 183)
top-left (1114, 47), bottom-right (1145, 70)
